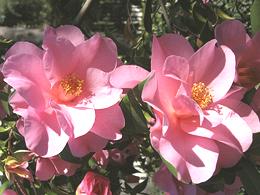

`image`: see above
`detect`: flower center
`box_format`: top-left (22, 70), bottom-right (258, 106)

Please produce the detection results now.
top-left (191, 82), bottom-right (213, 109)
top-left (60, 74), bottom-right (84, 97)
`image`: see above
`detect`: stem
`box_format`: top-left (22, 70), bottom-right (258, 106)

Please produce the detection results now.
top-left (14, 177), bottom-right (27, 195)
top-left (74, 0), bottom-right (93, 24)
top-left (7, 128), bottom-right (13, 155)
top-left (158, 0), bottom-right (171, 32)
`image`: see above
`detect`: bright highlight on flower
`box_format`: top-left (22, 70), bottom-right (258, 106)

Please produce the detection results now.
top-left (191, 82), bottom-right (213, 109)
top-left (60, 74), bottom-right (84, 96)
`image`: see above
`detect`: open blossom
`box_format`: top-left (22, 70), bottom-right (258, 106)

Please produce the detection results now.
top-left (142, 34), bottom-right (260, 183)
top-left (215, 20), bottom-right (260, 88)
top-left (154, 165), bottom-right (241, 195)
top-left (35, 156), bottom-right (80, 181)
top-left (2, 25), bottom-right (148, 157)
top-left (76, 171), bottom-right (112, 195)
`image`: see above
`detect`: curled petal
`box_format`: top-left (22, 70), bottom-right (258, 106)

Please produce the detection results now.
top-left (110, 65), bottom-right (149, 89)
top-left (90, 104), bottom-right (124, 140)
top-left (68, 132), bottom-right (108, 157)
top-left (151, 34), bottom-right (194, 72)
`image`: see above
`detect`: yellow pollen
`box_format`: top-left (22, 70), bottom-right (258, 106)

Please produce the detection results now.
top-left (191, 82), bottom-right (213, 109)
top-left (60, 74), bottom-right (84, 96)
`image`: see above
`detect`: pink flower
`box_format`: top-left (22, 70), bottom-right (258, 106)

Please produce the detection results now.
top-left (93, 150), bottom-right (109, 168)
top-left (3, 189), bottom-right (18, 195)
top-left (154, 165), bottom-right (241, 195)
top-left (2, 25), bottom-right (148, 157)
top-left (76, 171), bottom-right (112, 195)
top-left (215, 20), bottom-right (260, 88)
top-left (35, 156), bottom-right (80, 181)
top-left (142, 34), bottom-right (259, 183)
top-left (153, 165), bottom-right (196, 195)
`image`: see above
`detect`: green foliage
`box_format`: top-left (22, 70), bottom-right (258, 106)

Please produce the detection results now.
top-left (251, 0), bottom-right (260, 33)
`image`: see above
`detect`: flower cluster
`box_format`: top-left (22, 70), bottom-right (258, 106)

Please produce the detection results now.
top-left (1, 20), bottom-right (260, 194)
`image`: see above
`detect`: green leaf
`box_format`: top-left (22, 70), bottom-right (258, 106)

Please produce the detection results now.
top-left (120, 90), bottom-right (148, 135)
top-left (237, 158), bottom-right (260, 195)
top-left (200, 21), bottom-right (214, 43)
top-left (161, 156), bottom-right (178, 178)
top-left (0, 181), bottom-right (9, 194)
top-left (251, 0), bottom-right (260, 34)
top-left (0, 92), bottom-right (11, 116)
top-left (216, 9), bottom-right (234, 20)
top-left (132, 178), bottom-right (148, 194)
top-left (0, 121), bottom-right (15, 133)
top-left (144, 0), bottom-right (152, 33)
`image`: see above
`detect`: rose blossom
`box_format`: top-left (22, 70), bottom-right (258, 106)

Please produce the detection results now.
top-left (76, 171), bottom-right (112, 195)
top-left (142, 34), bottom-right (260, 183)
top-left (2, 25), bottom-right (148, 157)
top-left (35, 156), bottom-right (81, 181)
top-left (215, 20), bottom-right (260, 88)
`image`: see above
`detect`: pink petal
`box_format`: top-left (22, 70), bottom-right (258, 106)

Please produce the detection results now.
top-left (151, 34), bottom-right (194, 72)
top-left (5, 42), bottom-right (43, 59)
top-left (9, 92), bottom-right (28, 117)
top-left (215, 20), bottom-right (247, 58)
top-left (210, 104), bottom-right (253, 152)
top-left (50, 156), bottom-right (80, 176)
top-left (90, 104), bottom-right (124, 140)
top-left (35, 158), bottom-right (56, 181)
top-left (45, 25), bottom-right (85, 46)
top-left (159, 133), bottom-right (219, 184)
top-left (220, 98), bottom-right (260, 133)
top-left (151, 113), bottom-right (219, 183)
top-left (68, 132), bottom-right (108, 157)
top-left (172, 95), bottom-right (202, 120)
top-left (216, 142), bottom-right (242, 168)
top-left (86, 68), bottom-right (122, 109)
top-left (50, 101), bottom-right (95, 138)
top-left (72, 33), bottom-right (117, 73)
top-left (223, 85), bottom-right (246, 100)
top-left (43, 36), bottom-right (76, 86)
top-left (162, 55), bottom-right (190, 82)
top-left (153, 165), bottom-right (179, 194)
top-left (189, 41), bottom-right (236, 102)
top-left (2, 54), bottom-right (50, 110)
top-left (23, 109), bottom-right (69, 157)
top-left (239, 32), bottom-right (260, 73)
top-left (110, 65), bottom-right (149, 88)
top-left (3, 189), bottom-right (18, 195)
top-left (142, 72), bottom-right (181, 114)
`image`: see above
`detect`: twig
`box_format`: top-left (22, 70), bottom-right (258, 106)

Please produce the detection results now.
top-left (74, 0), bottom-right (93, 24)
top-left (14, 177), bottom-right (27, 195)
top-left (7, 128), bottom-right (13, 155)
top-left (158, 0), bottom-right (171, 32)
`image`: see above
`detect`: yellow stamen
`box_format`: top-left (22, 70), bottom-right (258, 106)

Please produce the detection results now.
top-left (191, 82), bottom-right (213, 109)
top-left (60, 74), bottom-right (84, 96)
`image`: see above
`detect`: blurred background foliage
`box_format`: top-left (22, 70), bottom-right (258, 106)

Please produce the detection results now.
top-left (0, 0), bottom-right (254, 68)
top-left (0, 0), bottom-right (259, 195)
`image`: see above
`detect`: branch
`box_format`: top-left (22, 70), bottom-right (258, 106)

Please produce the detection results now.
top-left (74, 0), bottom-right (93, 24)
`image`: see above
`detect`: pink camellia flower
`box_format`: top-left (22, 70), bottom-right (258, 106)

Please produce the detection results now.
top-left (76, 171), bottom-right (112, 195)
top-left (215, 20), bottom-right (260, 88)
top-left (3, 189), bottom-right (18, 195)
top-left (154, 165), bottom-right (241, 195)
top-left (35, 156), bottom-right (80, 181)
top-left (2, 25), bottom-right (148, 157)
top-left (142, 34), bottom-right (260, 183)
